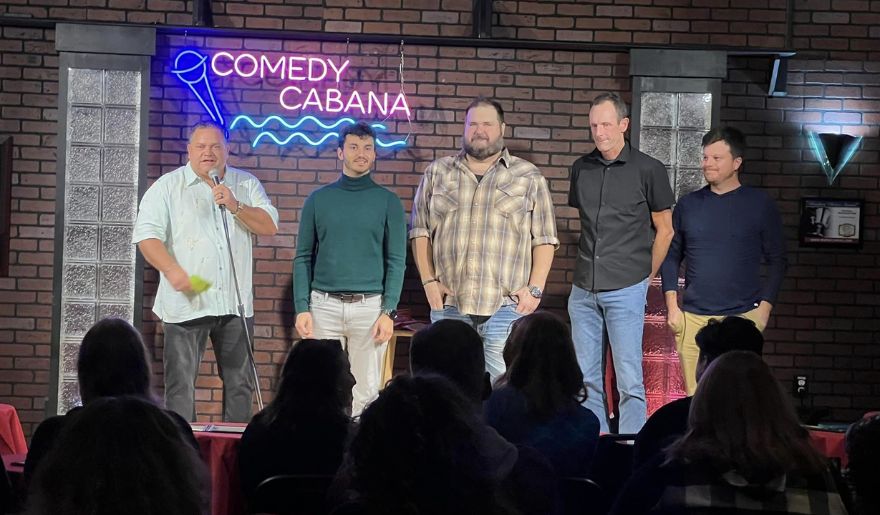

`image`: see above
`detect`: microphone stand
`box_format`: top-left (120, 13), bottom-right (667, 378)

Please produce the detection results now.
top-left (213, 175), bottom-right (264, 411)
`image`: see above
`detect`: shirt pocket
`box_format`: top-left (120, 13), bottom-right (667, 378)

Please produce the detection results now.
top-left (494, 178), bottom-right (530, 219)
top-left (429, 182), bottom-right (460, 226)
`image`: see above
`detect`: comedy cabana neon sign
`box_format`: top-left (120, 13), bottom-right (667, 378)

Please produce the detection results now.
top-left (171, 49), bottom-right (410, 148)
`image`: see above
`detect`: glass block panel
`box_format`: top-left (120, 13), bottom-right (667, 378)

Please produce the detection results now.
top-left (677, 130), bottom-right (706, 167)
top-left (101, 186), bottom-right (137, 223)
top-left (62, 302), bottom-right (96, 336)
top-left (102, 146), bottom-right (139, 184)
top-left (675, 168), bottom-right (706, 200)
top-left (640, 92), bottom-right (675, 127)
top-left (66, 185), bottom-right (100, 222)
top-left (68, 106), bottom-right (103, 144)
top-left (100, 225), bottom-right (135, 262)
top-left (99, 303), bottom-right (134, 321)
top-left (68, 68), bottom-right (103, 104)
top-left (64, 225), bottom-right (98, 260)
top-left (67, 146), bottom-right (101, 183)
top-left (105, 70), bottom-right (141, 106)
top-left (59, 380), bottom-right (82, 414)
top-left (679, 93), bottom-right (712, 129)
top-left (99, 264), bottom-right (134, 301)
top-left (61, 338), bottom-right (80, 375)
top-left (640, 128), bottom-right (675, 166)
top-left (104, 108), bottom-right (139, 145)
top-left (62, 263), bottom-right (97, 300)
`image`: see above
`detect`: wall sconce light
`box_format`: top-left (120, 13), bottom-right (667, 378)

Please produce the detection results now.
top-left (806, 132), bottom-right (862, 185)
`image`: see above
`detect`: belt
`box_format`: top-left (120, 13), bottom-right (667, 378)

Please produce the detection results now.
top-left (318, 291), bottom-right (381, 303)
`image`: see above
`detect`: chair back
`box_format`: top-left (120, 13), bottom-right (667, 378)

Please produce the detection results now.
top-left (252, 474), bottom-right (335, 515)
top-left (559, 476), bottom-right (606, 515)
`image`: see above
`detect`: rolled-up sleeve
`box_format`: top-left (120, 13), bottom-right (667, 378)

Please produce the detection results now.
top-left (245, 175), bottom-right (279, 230)
top-left (531, 174), bottom-right (560, 249)
top-left (132, 179), bottom-right (169, 244)
top-left (408, 164), bottom-right (433, 240)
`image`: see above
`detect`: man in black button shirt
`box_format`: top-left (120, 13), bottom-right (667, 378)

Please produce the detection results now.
top-left (567, 92), bottom-right (675, 434)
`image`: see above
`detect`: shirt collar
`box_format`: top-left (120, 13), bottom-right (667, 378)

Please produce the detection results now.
top-left (455, 147), bottom-right (513, 169)
top-left (587, 141), bottom-right (631, 166)
top-left (184, 162), bottom-right (204, 188)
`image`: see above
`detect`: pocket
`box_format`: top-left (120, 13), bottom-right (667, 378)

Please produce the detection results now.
top-left (309, 290), bottom-right (327, 307)
top-left (494, 178), bottom-right (530, 218)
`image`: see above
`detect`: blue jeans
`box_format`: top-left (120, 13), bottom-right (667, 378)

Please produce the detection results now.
top-left (430, 304), bottom-right (522, 381)
top-left (568, 278), bottom-right (649, 434)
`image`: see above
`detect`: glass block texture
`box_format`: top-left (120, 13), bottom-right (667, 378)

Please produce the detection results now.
top-left (105, 71), bottom-right (140, 106)
top-left (104, 108), bottom-right (140, 145)
top-left (59, 380), bottom-right (83, 413)
top-left (59, 68), bottom-right (142, 414)
top-left (68, 146), bottom-right (101, 183)
top-left (638, 91), bottom-right (713, 203)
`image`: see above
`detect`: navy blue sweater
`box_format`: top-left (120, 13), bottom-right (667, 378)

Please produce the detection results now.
top-left (660, 185), bottom-right (786, 315)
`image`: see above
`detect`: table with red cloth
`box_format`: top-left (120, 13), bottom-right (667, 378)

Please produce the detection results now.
top-left (194, 425), bottom-right (246, 515)
top-left (0, 404), bottom-right (27, 456)
top-left (809, 429), bottom-right (848, 468)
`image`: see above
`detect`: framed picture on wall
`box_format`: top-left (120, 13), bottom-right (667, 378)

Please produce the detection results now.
top-left (799, 198), bottom-right (863, 248)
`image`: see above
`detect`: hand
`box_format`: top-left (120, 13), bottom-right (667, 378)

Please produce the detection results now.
top-left (211, 183), bottom-right (238, 210)
top-left (512, 286), bottom-right (540, 315)
top-left (424, 280), bottom-right (454, 311)
top-left (163, 264), bottom-right (192, 292)
top-left (753, 301), bottom-right (772, 331)
top-left (371, 314), bottom-right (394, 342)
top-left (295, 312), bottom-right (314, 339)
top-left (666, 304), bottom-right (683, 332)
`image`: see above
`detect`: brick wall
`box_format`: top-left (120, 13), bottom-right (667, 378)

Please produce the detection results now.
top-left (1, 1), bottom-right (878, 434)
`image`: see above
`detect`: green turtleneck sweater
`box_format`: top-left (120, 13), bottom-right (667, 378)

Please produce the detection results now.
top-left (293, 173), bottom-right (406, 314)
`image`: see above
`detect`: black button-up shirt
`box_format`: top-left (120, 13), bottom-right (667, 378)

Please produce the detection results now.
top-left (568, 142), bottom-right (675, 292)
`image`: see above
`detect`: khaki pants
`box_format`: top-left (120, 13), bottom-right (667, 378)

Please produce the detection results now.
top-left (671, 307), bottom-right (766, 395)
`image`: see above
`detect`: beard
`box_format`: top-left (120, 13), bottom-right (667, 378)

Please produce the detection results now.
top-left (464, 136), bottom-right (504, 160)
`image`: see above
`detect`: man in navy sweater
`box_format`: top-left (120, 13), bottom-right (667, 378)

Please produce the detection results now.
top-left (660, 127), bottom-right (786, 394)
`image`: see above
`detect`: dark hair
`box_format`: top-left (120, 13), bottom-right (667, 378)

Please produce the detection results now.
top-left (498, 312), bottom-right (587, 420)
top-left (28, 396), bottom-right (207, 515)
top-left (845, 413), bottom-right (880, 515)
top-left (695, 316), bottom-right (764, 364)
top-left (465, 96), bottom-right (505, 124)
top-left (77, 318), bottom-right (153, 404)
top-left (188, 121), bottom-right (227, 143)
top-left (262, 339), bottom-right (353, 425)
top-left (338, 121), bottom-right (376, 148)
top-left (410, 320), bottom-right (486, 406)
top-left (701, 126), bottom-right (746, 160)
top-left (592, 92), bottom-right (628, 120)
top-left (342, 374), bottom-right (502, 514)
top-left (666, 351), bottom-right (828, 482)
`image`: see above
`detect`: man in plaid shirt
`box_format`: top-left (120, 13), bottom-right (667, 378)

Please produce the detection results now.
top-left (410, 97), bottom-right (559, 381)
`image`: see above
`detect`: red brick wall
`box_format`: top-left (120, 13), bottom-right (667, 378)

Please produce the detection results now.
top-left (1, 2), bottom-right (878, 434)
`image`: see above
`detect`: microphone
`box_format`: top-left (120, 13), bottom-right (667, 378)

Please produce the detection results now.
top-left (208, 169), bottom-right (225, 212)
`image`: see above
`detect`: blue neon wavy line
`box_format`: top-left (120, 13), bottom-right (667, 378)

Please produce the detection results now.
top-left (252, 131), bottom-right (407, 148)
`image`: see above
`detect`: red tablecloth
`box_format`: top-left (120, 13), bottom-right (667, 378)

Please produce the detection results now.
top-left (809, 429), bottom-right (847, 468)
top-left (0, 404), bottom-right (27, 455)
top-left (194, 428), bottom-right (246, 515)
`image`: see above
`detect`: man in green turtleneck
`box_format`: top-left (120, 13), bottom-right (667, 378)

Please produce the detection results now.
top-left (293, 122), bottom-right (407, 415)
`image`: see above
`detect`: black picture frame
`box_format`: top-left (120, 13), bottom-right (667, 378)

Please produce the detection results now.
top-left (799, 197), bottom-right (863, 248)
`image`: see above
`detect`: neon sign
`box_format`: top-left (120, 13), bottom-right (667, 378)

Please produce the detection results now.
top-left (171, 49), bottom-right (410, 148)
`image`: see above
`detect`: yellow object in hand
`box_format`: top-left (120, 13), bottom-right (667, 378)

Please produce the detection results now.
top-left (189, 275), bottom-right (212, 294)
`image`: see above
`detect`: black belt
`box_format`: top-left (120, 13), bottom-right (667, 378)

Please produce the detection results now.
top-left (318, 291), bottom-right (381, 303)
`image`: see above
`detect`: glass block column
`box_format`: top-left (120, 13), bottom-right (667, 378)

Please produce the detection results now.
top-left (51, 24), bottom-right (155, 415)
top-left (629, 49), bottom-right (725, 417)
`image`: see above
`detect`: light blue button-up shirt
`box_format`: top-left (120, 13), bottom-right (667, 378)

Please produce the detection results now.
top-left (132, 163), bottom-right (279, 323)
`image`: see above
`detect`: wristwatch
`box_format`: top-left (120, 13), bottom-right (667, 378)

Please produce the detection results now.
top-left (527, 285), bottom-right (543, 299)
top-left (382, 309), bottom-right (398, 320)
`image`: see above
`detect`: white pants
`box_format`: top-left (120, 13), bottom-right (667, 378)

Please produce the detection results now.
top-left (309, 290), bottom-right (387, 416)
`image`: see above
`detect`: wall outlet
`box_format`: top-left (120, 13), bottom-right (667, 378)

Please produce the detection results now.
top-left (794, 375), bottom-right (808, 397)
